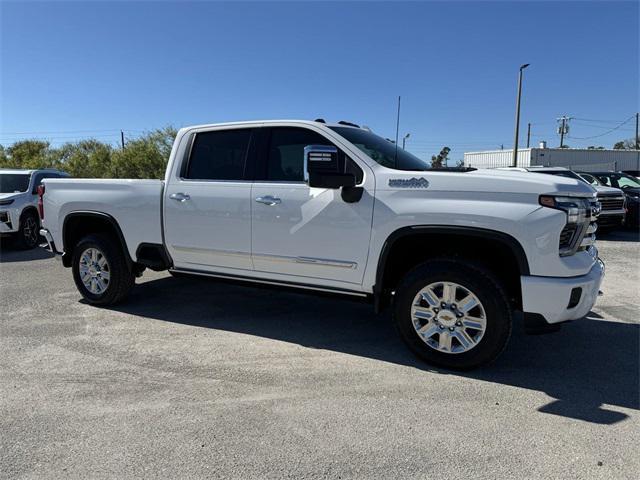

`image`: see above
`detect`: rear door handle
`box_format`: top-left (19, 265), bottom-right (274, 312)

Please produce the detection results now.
top-left (170, 192), bottom-right (190, 202)
top-left (255, 195), bottom-right (281, 206)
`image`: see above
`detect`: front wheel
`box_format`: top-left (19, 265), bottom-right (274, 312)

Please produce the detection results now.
top-left (15, 211), bottom-right (40, 250)
top-left (72, 234), bottom-right (135, 305)
top-left (393, 259), bottom-right (512, 370)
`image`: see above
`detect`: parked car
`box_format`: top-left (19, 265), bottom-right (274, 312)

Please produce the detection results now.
top-left (39, 120), bottom-right (603, 370)
top-left (501, 167), bottom-right (626, 230)
top-left (590, 171), bottom-right (640, 228)
top-left (622, 170), bottom-right (640, 179)
top-left (0, 168), bottom-right (69, 249)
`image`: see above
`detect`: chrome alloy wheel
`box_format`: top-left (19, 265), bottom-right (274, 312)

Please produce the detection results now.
top-left (79, 248), bottom-right (111, 295)
top-left (23, 216), bottom-right (38, 245)
top-left (410, 281), bottom-right (487, 354)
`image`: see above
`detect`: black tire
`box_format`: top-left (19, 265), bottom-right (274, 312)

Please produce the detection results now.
top-left (72, 233), bottom-right (135, 306)
top-left (393, 259), bottom-right (512, 370)
top-left (15, 210), bottom-right (40, 250)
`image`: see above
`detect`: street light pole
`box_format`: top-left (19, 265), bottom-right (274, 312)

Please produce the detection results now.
top-left (512, 63), bottom-right (530, 167)
top-left (402, 133), bottom-right (410, 149)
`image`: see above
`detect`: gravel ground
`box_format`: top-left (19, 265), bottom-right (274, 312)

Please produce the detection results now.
top-left (1, 231), bottom-right (638, 479)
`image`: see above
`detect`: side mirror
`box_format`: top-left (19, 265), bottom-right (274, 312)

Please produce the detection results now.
top-left (304, 145), bottom-right (355, 189)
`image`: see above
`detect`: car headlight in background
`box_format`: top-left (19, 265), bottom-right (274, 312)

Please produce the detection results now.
top-left (0, 199), bottom-right (15, 206)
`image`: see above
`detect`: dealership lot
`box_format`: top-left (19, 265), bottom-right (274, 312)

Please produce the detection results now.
top-left (1, 232), bottom-right (638, 479)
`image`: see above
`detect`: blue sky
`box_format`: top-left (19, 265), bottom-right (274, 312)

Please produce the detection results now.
top-left (1, 1), bottom-right (638, 160)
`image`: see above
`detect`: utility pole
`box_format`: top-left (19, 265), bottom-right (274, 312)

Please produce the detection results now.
top-left (526, 123), bottom-right (531, 148)
top-left (512, 63), bottom-right (530, 167)
top-left (557, 116), bottom-right (570, 148)
top-left (636, 112), bottom-right (639, 149)
top-left (120, 130), bottom-right (125, 150)
top-left (394, 96), bottom-right (401, 168)
top-left (402, 133), bottom-right (410, 150)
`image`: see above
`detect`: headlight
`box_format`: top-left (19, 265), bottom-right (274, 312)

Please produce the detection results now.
top-left (539, 195), bottom-right (591, 224)
top-left (0, 199), bottom-right (15, 206)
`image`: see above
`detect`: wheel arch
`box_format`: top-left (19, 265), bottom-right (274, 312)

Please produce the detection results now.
top-left (374, 226), bottom-right (530, 313)
top-left (20, 205), bottom-right (39, 221)
top-left (62, 211), bottom-right (132, 269)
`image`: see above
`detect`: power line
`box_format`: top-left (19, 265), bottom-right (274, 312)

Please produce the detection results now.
top-left (567, 114), bottom-right (636, 140)
top-left (0, 128), bottom-right (147, 136)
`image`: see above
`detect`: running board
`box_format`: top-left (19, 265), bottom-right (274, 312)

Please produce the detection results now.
top-left (170, 267), bottom-right (370, 298)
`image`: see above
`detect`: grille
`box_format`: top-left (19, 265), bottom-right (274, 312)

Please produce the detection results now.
top-left (598, 195), bottom-right (624, 211)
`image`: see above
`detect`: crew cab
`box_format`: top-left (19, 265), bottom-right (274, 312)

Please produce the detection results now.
top-left (0, 168), bottom-right (69, 249)
top-left (39, 120), bottom-right (604, 369)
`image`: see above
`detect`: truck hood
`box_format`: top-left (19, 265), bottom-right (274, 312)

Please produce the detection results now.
top-left (593, 185), bottom-right (624, 195)
top-left (0, 192), bottom-right (24, 202)
top-left (376, 167), bottom-right (597, 197)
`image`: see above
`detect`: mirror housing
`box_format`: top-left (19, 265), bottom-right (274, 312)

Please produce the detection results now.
top-left (304, 145), bottom-right (355, 189)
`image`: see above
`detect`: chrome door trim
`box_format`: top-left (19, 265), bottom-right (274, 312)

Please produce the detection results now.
top-left (253, 252), bottom-right (357, 269)
top-left (171, 245), bottom-right (356, 269)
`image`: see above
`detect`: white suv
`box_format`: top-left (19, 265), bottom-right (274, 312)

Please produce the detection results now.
top-left (0, 169), bottom-right (69, 249)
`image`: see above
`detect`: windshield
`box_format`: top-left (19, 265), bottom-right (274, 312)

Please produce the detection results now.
top-left (596, 173), bottom-right (640, 189)
top-left (329, 127), bottom-right (431, 171)
top-left (537, 170), bottom-right (583, 181)
top-left (578, 173), bottom-right (602, 186)
top-left (0, 174), bottom-right (31, 193)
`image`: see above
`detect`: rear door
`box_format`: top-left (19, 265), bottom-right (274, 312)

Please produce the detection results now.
top-left (164, 127), bottom-right (255, 272)
top-left (250, 126), bottom-right (374, 286)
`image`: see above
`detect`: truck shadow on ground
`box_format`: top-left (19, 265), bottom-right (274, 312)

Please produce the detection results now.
top-left (0, 238), bottom-right (53, 263)
top-left (109, 274), bottom-right (639, 426)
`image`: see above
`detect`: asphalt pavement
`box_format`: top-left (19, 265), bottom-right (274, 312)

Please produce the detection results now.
top-left (1, 231), bottom-right (638, 479)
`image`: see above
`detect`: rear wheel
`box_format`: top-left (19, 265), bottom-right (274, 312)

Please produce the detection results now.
top-left (393, 259), bottom-right (512, 370)
top-left (15, 211), bottom-right (40, 250)
top-left (72, 234), bottom-right (135, 305)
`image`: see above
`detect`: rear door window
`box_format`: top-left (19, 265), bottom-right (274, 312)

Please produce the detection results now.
top-left (184, 129), bottom-right (252, 181)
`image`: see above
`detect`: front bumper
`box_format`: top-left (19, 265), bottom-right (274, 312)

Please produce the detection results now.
top-left (521, 257), bottom-right (605, 324)
top-left (0, 210), bottom-right (18, 234)
top-left (598, 208), bottom-right (625, 227)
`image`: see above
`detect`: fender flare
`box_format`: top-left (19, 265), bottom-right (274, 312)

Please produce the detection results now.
top-left (61, 211), bottom-right (133, 268)
top-left (373, 225), bottom-right (530, 304)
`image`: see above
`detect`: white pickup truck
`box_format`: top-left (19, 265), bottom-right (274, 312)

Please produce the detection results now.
top-left (39, 120), bottom-right (604, 369)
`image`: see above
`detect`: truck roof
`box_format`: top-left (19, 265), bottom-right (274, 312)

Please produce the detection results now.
top-left (179, 119), bottom-right (365, 131)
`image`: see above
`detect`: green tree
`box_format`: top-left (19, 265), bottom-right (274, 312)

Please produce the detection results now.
top-left (613, 138), bottom-right (637, 149)
top-left (431, 147), bottom-right (451, 168)
top-left (5, 140), bottom-right (57, 169)
top-left (0, 145), bottom-right (8, 167)
top-left (110, 127), bottom-right (177, 179)
top-left (58, 140), bottom-right (113, 178)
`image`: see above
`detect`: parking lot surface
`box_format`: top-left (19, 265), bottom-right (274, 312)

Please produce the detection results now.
top-left (1, 231), bottom-right (638, 479)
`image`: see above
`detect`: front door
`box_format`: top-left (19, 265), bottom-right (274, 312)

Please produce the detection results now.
top-left (251, 126), bottom-right (374, 287)
top-left (164, 127), bottom-right (254, 272)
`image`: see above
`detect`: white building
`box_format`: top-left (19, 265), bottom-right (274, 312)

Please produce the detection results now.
top-left (463, 145), bottom-right (640, 172)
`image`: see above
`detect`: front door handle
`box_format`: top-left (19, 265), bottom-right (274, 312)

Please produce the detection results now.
top-left (255, 195), bottom-right (281, 206)
top-left (170, 192), bottom-right (191, 202)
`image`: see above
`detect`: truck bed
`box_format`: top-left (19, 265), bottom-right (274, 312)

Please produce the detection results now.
top-left (42, 178), bottom-right (164, 261)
